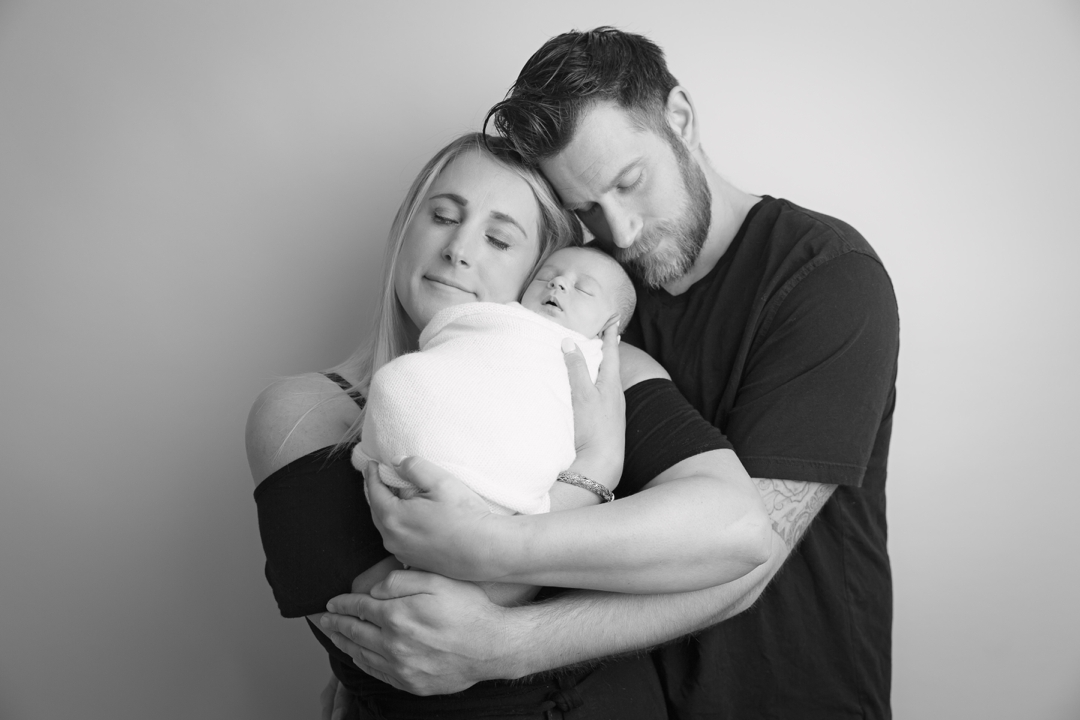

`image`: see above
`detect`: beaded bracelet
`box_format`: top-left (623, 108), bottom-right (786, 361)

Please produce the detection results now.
top-left (556, 470), bottom-right (615, 503)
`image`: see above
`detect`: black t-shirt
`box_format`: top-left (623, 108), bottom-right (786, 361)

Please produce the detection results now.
top-left (255, 377), bottom-right (731, 708)
top-left (622, 196), bottom-right (899, 719)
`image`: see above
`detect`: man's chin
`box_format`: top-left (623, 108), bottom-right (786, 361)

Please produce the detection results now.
top-left (624, 246), bottom-right (692, 288)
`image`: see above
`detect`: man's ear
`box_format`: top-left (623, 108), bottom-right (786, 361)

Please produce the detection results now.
top-left (665, 86), bottom-right (699, 151)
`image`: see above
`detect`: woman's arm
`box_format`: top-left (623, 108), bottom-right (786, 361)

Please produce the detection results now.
top-left (365, 342), bottom-right (773, 594)
top-left (249, 373), bottom-right (397, 626)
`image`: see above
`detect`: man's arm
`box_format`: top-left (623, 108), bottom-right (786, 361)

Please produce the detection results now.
top-left (319, 478), bottom-right (834, 695)
top-left (365, 449), bottom-right (772, 594)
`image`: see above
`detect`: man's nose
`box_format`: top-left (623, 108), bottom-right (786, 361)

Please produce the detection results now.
top-left (606, 208), bottom-right (642, 249)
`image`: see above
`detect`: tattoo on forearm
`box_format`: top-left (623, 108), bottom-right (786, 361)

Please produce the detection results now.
top-left (753, 479), bottom-right (836, 550)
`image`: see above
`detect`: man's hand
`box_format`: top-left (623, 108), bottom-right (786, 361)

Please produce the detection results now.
top-left (319, 568), bottom-right (515, 696)
top-left (366, 459), bottom-right (509, 580)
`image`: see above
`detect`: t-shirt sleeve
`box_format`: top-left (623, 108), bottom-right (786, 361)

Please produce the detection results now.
top-left (727, 251), bottom-right (899, 486)
top-left (253, 448), bottom-right (390, 617)
top-left (618, 378), bottom-right (734, 497)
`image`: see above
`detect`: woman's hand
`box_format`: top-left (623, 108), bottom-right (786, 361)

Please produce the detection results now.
top-left (562, 321), bottom-right (625, 489)
top-left (366, 459), bottom-right (509, 581)
top-left (320, 675), bottom-right (351, 720)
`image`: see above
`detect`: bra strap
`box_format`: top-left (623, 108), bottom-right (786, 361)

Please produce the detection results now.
top-left (322, 372), bottom-right (366, 410)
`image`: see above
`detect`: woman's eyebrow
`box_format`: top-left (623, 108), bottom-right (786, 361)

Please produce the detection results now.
top-left (430, 193), bottom-right (525, 236)
top-left (431, 192), bottom-right (467, 206)
top-left (490, 211), bottom-right (526, 237)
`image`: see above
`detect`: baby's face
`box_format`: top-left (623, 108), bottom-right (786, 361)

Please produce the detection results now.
top-left (521, 247), bottom-right (620, 337)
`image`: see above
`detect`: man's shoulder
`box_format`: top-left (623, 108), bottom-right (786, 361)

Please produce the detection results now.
top-left (758, 197), bottom-right (881, 265)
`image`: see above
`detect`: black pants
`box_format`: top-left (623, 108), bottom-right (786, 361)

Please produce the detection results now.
top-left (349, 656), bottom-right (668, 720)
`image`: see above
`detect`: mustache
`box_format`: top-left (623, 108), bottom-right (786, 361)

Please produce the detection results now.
top-left (612, 223), bottom-right (675, 263)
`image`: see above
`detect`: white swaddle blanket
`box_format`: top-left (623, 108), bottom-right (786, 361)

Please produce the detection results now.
top-left (352, 301), bottom-right (603, 515)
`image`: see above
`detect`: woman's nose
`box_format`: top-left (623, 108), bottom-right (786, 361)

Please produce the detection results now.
top-left (441, 232), bottom-right (471, 266)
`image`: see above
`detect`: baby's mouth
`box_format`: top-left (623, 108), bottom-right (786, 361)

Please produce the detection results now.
top-left (542, 296), bottom-right (562, 310)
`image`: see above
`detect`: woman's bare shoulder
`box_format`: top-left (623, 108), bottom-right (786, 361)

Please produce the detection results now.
top-left (617, 342), bottom-right (670, 389)
top-left (245, 372), bottom-right (361, 485)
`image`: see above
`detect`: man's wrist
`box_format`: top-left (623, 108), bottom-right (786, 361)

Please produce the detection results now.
top-left (492, 603), bottom-right (545, 680)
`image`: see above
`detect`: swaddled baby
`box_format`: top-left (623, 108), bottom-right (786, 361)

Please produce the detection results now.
top-left (353, 246), bottom-right (637, 515)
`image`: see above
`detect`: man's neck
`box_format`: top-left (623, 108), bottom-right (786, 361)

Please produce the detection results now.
top-left (661, 163), bottom-right (758, 297)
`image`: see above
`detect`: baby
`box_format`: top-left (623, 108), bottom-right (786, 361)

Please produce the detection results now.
top-left (353, 246), bottom-right (636, 515)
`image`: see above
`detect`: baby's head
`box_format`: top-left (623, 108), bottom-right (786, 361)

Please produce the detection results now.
top-left (521, 246), bottom-right (636, 337)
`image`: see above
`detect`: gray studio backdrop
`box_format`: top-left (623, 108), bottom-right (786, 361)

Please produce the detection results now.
top-left (1, 1), bottom-right (1078, 718)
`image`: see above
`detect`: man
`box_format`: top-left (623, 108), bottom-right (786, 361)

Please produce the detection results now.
top-left (324, 27), bottom-right (898, 718)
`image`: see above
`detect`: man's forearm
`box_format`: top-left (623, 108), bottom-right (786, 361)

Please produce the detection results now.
top-left (498, 450), bottom-right (772, 594)
top-left (499, 529), bottom-right (785, 679)
top-left (320, 480), bottom-right (833, 695)
top-left (497, 479), bottom-right (836, 677)
top-left (494, 479), bottom-right (838, 677)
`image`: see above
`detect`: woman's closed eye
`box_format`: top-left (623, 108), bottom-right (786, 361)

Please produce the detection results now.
top-left (487, 235), bottom-right (510, 251)
top-left (433, 210), bottom-right (459, 225)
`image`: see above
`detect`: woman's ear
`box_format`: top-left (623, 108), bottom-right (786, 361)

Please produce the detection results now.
top-left (665, 86), bottom-right (700, 151)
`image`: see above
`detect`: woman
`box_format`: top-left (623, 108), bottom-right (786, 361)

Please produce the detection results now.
top-left (248, 133), bottom-right (769, 719)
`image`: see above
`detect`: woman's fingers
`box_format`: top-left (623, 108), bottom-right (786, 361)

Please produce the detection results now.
top-left (364, 461), bottom-right (396, 532)
top-left (320, 676), bottom-right (340, 720)
top-left (369, 567), bottom-right (453, 600)
top-left (319, 674), bottom-right (352, 720)
top-left (330, 674), bottom-right (351, 720)
top-left (597, 320), bottom-right (622, 391)
top-left (561, 337), bottom-right (594, 400)
top-left (392, 456), bottom-right (456, 495)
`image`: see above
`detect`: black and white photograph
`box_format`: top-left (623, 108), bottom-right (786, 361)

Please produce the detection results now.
top-left (1, 2), bottom-right (1077, 718)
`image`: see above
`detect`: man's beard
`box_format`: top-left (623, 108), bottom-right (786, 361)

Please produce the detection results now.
top-left (614, 140), bottom-right (712, 289)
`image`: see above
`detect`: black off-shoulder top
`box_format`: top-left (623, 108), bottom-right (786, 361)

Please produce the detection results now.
top-left (254, 375), bottom-right (731, 703)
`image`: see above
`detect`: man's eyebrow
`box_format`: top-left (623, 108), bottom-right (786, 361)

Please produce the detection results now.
top-left (605, 159), bottom-right (643, 191)
top-left (565, 159), bottom-right (643, 211)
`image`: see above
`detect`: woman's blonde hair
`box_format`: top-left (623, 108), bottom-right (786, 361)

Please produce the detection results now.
top-left (329, 132), bottom-right (582, 445)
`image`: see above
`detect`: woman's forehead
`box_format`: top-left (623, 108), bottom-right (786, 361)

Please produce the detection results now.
top-left (432, 153), bottom-right (531, 200)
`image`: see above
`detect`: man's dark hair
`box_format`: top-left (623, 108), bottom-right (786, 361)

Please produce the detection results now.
top-left (485, 27), bottom-right (679, 164)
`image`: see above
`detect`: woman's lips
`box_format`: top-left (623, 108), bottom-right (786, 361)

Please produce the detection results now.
top-left (424, 275), bottom-right (472, 294)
